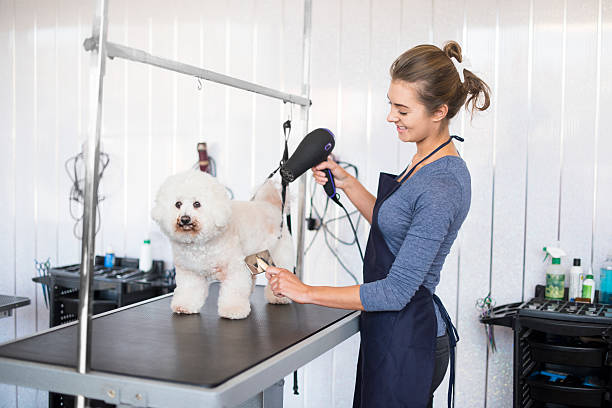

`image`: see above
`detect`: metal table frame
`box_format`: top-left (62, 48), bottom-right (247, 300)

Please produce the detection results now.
top-left (0, 294), bottom-right (359, 408)
top-left (0, 0), bottom-right (316, 406)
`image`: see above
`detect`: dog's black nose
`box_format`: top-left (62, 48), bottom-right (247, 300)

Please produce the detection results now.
top-left (180, 215), bottom-right (191, 225)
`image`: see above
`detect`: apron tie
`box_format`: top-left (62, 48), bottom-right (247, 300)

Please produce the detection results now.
top-left (433, 294), bottom-right (459, 408)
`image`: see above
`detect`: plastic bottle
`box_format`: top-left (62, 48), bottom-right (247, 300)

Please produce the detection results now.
top-left (104, 246), bottom-right (115, 268)
top-left (543, 246), bottom-right (566, 300)
top-left (582, 274), bottom-right (595, 303)
top-left (139, 239), bottom-right (152, 273)
top-left (568, 258), bottom-right (583, 302)
top-left (599, 254), bottom-right (612, 304)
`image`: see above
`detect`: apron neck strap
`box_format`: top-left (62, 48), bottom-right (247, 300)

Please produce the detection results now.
top-left (401, 135), bottom-right (463, 184)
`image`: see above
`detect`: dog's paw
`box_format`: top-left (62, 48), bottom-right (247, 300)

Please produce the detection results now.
top-left (171, 297), bottom-right (203, 314)
top-left (264, 285), bottom-right (292, 305)
top-left (218, 302), bottom-right (251, 319)
top-left (172, 304), bottom-right (200, 314)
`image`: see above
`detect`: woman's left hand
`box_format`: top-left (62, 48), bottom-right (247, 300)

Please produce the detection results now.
top-left (265, 266), bottom-right (311, 304)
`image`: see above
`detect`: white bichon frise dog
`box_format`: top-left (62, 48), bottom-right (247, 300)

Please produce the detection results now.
top-left (152, 170), bottom-right (293, 319)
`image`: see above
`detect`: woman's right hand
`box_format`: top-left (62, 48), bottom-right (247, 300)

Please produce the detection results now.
top-left (311, 156), bottom-right (353, 191)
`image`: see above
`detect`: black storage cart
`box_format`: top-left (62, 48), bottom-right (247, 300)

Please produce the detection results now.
top-left (32, 255), bottom-right (175, 408)
top-left (33, 255), bottom-right (174, 327)
top-left (482, 287), bottom-right (612, 408)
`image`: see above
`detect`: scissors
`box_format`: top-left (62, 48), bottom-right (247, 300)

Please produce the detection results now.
top-left (476, 292), bottom-right (495, 312)
top-left (34, 258), bottom-right (51, 308)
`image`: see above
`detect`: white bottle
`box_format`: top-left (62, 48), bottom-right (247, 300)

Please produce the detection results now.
top-left (582, 274), bottom-right (596, 303)
top-left (139, 239), bottom-right (152, 272)
top-left (568, 258), bottom-right (583, 302)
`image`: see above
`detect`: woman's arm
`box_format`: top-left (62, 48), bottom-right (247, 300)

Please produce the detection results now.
top-left (265, 266), bottom-right (364, 310)
top-left (312, 157), bottom-right (376, 224)
top-left (268, 177), bottom-right (462, 312)
top-left (360, 178), bottom-right (460, 311)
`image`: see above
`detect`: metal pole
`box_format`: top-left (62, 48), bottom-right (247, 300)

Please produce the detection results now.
top-left (295, 0), bottom-right (313, 282)
top-left (76, 0), bottom-right (108, 406)
top-left (81, 41), bottom-right (311, 107)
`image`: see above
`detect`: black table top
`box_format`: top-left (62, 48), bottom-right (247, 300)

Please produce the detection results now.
top-left (0, 284), bottom-right (355, 388)
top-left (0, 295), bottom-right (30, 313)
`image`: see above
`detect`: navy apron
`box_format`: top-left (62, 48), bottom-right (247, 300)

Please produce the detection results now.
top-left (353, 136), bottom-right (462, 408)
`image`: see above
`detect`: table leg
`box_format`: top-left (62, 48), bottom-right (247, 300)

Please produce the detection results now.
top-left (235, 379), bottom-right (284, 408)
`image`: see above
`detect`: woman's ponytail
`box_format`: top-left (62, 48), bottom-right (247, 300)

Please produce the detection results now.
top-left (463, 70), bottom-right (491, 116)
top-left (443, 41), bottom-right (490, 117)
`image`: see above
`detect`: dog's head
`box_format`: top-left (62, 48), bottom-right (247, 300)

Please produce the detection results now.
top-left (152, 170), bottom-right (231, 244)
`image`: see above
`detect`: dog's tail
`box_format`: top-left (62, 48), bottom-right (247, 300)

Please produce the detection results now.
top-left (251, 178), bottom-right (289, 211)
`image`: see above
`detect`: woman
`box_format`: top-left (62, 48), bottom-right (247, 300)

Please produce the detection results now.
top-left (266, 41), bottom-right (490, 408)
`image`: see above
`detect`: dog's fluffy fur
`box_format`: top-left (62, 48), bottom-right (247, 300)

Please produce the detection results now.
top-left (152, 170), bottom-right (293, 319)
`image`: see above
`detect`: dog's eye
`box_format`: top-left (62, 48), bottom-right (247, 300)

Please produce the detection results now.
top-left (175, 201), bottom-right (182, 209)
top-left (193, 201), bottom-right (201, 208)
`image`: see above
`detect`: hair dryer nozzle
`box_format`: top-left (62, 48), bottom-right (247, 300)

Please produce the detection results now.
top-left (280, 128), bottom-right (335, 183)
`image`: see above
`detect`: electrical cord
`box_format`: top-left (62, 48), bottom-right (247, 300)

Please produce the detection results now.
top-left (65, 150), bottom-right (110, 239)
top-left (305, 160), bottom-right (364, 284)
top-left (306, 161), bottom-right (362, 248)
top-left (323, 207), bottom-right (362, 245)
top-left (322, 212), bottom-right (360, 284)
top-left (330, 195), bottom-right (364, 261)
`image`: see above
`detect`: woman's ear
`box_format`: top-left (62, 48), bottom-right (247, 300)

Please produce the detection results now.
top-left (432, 104), bottom-right (448, 122)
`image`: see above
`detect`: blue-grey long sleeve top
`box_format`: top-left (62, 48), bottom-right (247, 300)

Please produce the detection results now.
top-left (359, 155), bottom-right (471, 336)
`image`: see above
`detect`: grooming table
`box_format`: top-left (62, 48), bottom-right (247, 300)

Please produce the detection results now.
top-left (0, 284), bottom-right (359, 408)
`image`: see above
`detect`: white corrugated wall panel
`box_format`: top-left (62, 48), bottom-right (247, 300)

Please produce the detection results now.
top-left (595, 1), bottom-right (612, 288)
top-left (0, 0), bottom-right (17, 405)
top-left (486, 2), bottom-right (530, 407)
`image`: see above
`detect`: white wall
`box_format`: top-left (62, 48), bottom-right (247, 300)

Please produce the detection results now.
top-left (1, 0), bottom-right (612, 407)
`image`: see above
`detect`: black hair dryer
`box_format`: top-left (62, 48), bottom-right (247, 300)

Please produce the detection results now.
top-left (280, 128), bottom-right (337, 198)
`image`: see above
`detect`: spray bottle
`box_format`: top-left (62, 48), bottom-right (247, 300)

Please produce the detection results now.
top-left (543, 245), bottom-right (566, 300)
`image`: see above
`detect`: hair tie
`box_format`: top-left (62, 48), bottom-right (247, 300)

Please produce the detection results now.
top-left (450, 56), bottom-right (471, 84)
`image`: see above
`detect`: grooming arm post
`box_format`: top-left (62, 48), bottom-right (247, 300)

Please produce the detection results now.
top-left (295, 0), bottom-right (313, 281)
top-left (77, 0), bottom-right (108, 406)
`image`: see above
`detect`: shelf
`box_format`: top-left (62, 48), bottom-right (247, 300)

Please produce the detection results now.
top-left (528, 339), bottom-right (608, 368)
top-left (527, 375), bottom-right (606, 407)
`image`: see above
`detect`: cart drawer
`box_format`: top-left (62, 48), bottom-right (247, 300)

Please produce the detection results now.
top-left (527, 376), bottom-right (606, 407)
top-left (528, 339), bottom-right (608, 368)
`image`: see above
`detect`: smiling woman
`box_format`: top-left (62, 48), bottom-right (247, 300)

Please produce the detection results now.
top-left (267, 41), bottom-right (491, 408)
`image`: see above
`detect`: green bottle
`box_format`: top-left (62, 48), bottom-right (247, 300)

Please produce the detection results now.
top-left (582, 274), bottom-right (595, 303)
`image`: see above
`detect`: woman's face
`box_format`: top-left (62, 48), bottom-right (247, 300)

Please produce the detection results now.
top-left (386, 80), bottom-right (440, 143)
